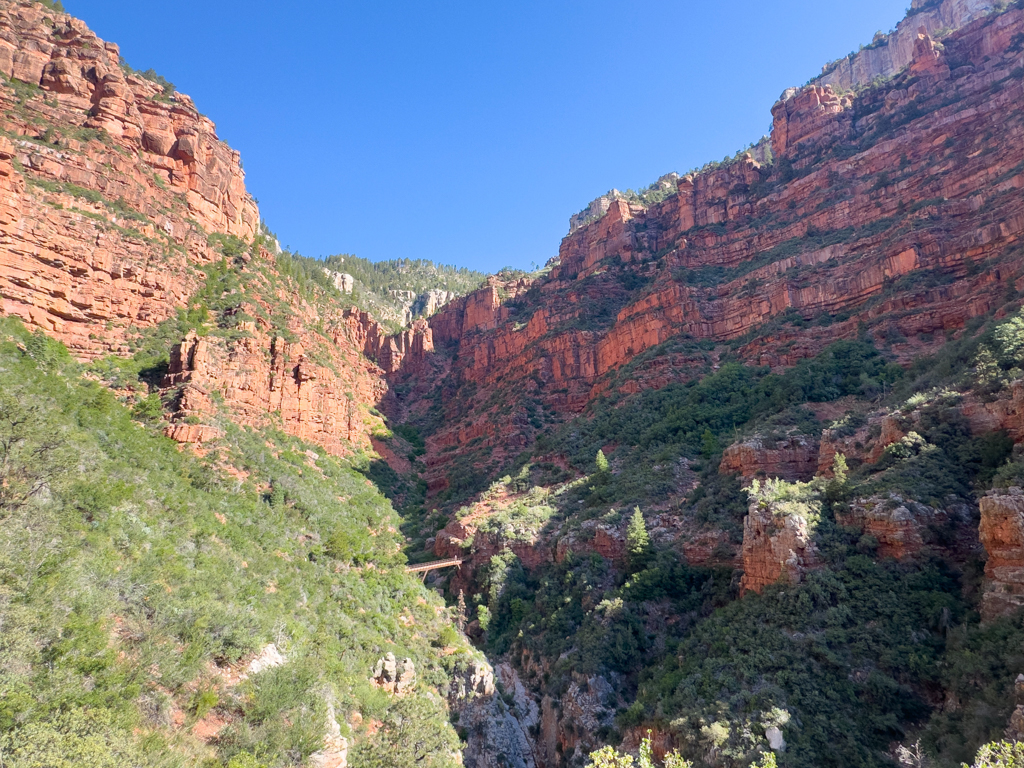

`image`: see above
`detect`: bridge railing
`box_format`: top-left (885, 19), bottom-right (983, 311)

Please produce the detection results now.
top-left (405, 558), bottom-right (463, 574)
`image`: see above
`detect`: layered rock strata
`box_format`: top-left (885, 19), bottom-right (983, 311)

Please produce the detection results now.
top-left (0, 1), bottom-right (259, 357)
top-left (399, 6), bottom-right (1024, 497)
top-left (836, 494), bottom-right (949, 559)
top-left (720, 434), bottom-right (820, 481)
top-left (979, 488), bottom-right (1024, 620)
top-left (159, 298), bottom-right (392, 455)
top-left (740, 495), bottom-right (822, 594)
top-left (816, 0), bottom-right (995, 92)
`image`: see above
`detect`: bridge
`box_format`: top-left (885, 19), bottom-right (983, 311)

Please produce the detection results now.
top-left (406, 557), bottom-right (463, 575)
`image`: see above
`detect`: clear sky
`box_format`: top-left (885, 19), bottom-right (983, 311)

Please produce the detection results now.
top-left (66, 0), bottom-right (908, 273)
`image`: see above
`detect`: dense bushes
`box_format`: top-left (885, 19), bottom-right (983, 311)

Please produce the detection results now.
top-left (544, 340), bottom-right (898, 513)
top-left (0, 317), bottom-right (467, 767)
top-left (639, 550), bottom-right (964, 768)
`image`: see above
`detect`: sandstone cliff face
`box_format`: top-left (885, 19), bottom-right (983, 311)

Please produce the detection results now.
top-left (980, 488), bottom-right (1024, 620)
top-left (740, 496), bottom-right (821, 594)
top-left (157, 280), bottom-right (395, 455)
top-left (816, 0), bottom-right (994, 91)
top-left (720, 434), bottom-right (820, 481)
top-left (399, 6), bottom-right (1024, 496)
top-left (0, 0), bottom-right (258, 358)
top-left (837, 494), bottom-right (950, 559)
top-left (0, 1), bottom-right (413, 458)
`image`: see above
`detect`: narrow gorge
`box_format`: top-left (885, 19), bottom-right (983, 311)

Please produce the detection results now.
top-left (3, 0), bottom-right (1024, 767)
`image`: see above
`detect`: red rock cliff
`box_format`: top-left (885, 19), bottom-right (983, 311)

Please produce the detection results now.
top-left (0, 0), bottom-right (259, 358)
top-left (398, 6), bottom-right (1024, 491)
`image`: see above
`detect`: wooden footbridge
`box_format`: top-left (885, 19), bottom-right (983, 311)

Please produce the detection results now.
top-left (406, 557), bottom-right (463, 577)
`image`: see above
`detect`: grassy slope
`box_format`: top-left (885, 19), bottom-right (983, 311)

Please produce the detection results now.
top-left (0, 317), bottom-right (476, 768)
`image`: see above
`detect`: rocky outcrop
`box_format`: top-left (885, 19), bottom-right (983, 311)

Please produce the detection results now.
top-left (1006, 674), bottom-right (1024, 741)
top-left (980, 488), bottom-right (1024, 621)
top-left (818, 413), bottom-right (906, 473)
top-left (246, 644), bottom-right (287, 675)
top-left (837, 494), bottom-right (949, 559)
top-left (720, 434), bottom-right (820, 481)
top-left (413, 288), bottom-right (458, 318)
top-left (159, 293), bottom-right (391, 456)
top-left (960, 380), bottom-right (1024, 442)
top-left (816, 0), bottom-right (994, 92)
top-left (0, 1), bottom-right (259, 357)
top-left (740, 490), bottom-right (822, 594)
top-left (452, 660), bottom-right (542, 768)
top-left (401, 6), bottom-right (1024, 493)
top-left (309, 700), bottom-right (349, 768)
top-left (555, 520), bottom-right (626, 563)
top-left (372, 653), bottom-right (416, 695)
top-left (540, 673), bottom-right (618, 765)
top-left (770, 85), bottom-right (851, 159)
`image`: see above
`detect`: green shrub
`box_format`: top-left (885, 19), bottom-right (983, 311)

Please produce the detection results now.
top-left (0, 316), bottom-right (464, 766)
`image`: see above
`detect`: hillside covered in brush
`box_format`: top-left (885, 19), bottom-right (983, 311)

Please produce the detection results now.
top-left (2, 0), bottom-right (1024, 767)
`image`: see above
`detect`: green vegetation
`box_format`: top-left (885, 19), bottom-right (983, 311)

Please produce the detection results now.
top-left (586, 732), bottom-right (693, 768)
top-left (538, 340), bottom-right (899, 514)
top-left (965, 741), bottom-right (1024, 768)
top-left (267, 249), bottom-right (485, 332)
top-left (119, 59), bottom-right (176, 99)
top-left (0, 316), bottom-right (468, 767)
top-left (323, 254), bottom-right (486, 300)
top-left (435, 307), bottom-right (1024, 767)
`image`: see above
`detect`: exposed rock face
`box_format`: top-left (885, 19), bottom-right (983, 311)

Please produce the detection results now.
top-left (569, 191), bottom-right (620, 234)
top-left (246, 643), bottom-right (287, 675)
top-left (413, 288), bottom-right (458, 318)
top-left (770, 85), bottom-right (851, 159)
top-left (0, 1), bottom-right (404, 458)
top-left (720, 434), bottom-right (820, 481)
top-left (960, 380), bottom-right (1024, 442)
top-left (372, 653), bottom-right (416, 694)
top-left (396, 6), bottom-right (1024, 495)
top-left (818, 413), bottom-right (906, 473)
top-left (740, 495), bottom-right (821, 595)
top-left (555, 520), bottom-right (626, 563)
top-left (980, 489), bottom-right (1024, 621)
top-left (452, 660), bottom-right (541, 768)
top-left (816, 0), bottom-right (994, 91)
top-left (309, 700), bottom-right (348, 768)
top-left (450, 657), bottom-right (496, 701)
top-left (324, 269), bottom-right (355, 294)
top-left (531, 672), bottom-right (620, 765)
top-left (0, 0), bottom-right (259, 357)
top-left (837, 494), bottom-right (949, 559)
top-left (159, 299), bottom-right (391, 456)
top-left (1006, 674), bottom-right (1024, 741)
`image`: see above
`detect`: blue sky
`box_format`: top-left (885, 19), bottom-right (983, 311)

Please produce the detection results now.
top-left (68, 0), bottom-right (908, 273)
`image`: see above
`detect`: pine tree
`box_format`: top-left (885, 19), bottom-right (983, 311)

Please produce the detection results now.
top-left (596, 449), bottom-right (610, 474)
top-left (626, 507), bottom-right (651, 571)
top-left (824, 452), bottom-right (850, 505)
top-left (268, 481), bottom-right (285, 508)
top-left (700, 428), bottom-right (720, 459)
top-left (455, 590), bottom-right (467, 632)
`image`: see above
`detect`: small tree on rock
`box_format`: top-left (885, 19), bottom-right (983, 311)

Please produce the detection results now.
top-left (626, 507), bottom-right (651, 571)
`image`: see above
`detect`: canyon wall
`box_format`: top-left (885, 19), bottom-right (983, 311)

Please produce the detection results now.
top-left (816, 0), bottom-right (995, 92)
top-left (0, 0), bottom-right (258, 358)
top-left (400, 6), bottom-right (1024, 496)
top-left (980, 488), bottom-right (1024, 620)
top-left (0, 1), bottom-right (418, 456)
